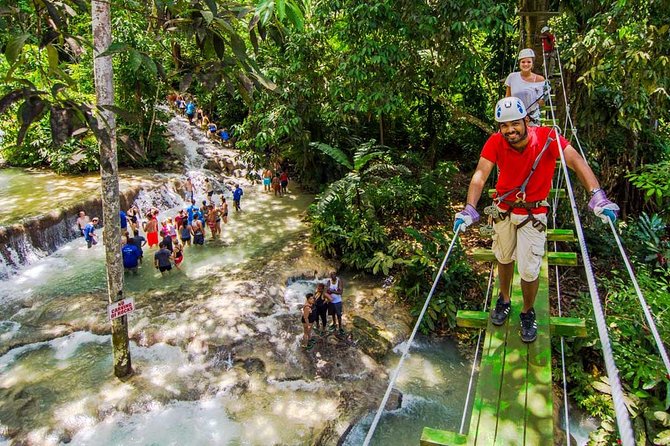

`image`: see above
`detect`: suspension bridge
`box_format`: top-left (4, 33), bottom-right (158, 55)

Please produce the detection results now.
top-left (362, 18), bottom-right (670, 446)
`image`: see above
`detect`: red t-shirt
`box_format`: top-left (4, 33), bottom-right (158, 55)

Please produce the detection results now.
top-left (481, 126), bottom-right (569, 214)
top-left (541, 33), bottom-right (556, 52)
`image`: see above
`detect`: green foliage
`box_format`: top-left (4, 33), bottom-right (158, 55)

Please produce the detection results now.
top-left (627, 159), bottom-right (670, 212)
top-left (623, 212), bottom-right (670, 268)
top-left (392, 228), bottom-right (479, 333)
top-left (561, 264), bottom-right (670, 443)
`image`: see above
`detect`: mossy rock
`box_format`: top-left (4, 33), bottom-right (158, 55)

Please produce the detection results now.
top-left (351, 315), bottom-right (392, 361)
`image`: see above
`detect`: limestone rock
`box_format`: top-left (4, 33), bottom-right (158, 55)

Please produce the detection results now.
top-left (351, 315), bottom-right (392, 361)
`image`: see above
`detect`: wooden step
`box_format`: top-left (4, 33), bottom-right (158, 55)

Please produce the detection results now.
top-left (420, 428), bottom-right (467, 445)
top-left (547, 229), bottom-right (576, 242)
top-left (456, 311), bottom-right (586, 337)
top-left (472, 248), bottom-right (578, 266)
top-left (487, 188), bottom-right (566, 199)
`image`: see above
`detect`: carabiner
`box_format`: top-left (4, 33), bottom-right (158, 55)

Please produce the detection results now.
top-left (515, 191), bottom-right (526, 203)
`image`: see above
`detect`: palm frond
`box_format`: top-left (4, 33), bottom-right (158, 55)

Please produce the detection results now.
top-left (310, 141), bottom-right (353, 170)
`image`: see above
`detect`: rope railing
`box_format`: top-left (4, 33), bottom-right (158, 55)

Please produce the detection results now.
top-left (542, 47), bottom-right (572, 446)
top-left (607, 218), bottom-right (670, 378)
top-left (362, 227), bottom-right (463, 445)
top-left (554, 125), bottom-right (636, 446)
top-left (458, 265), bottom-right (495, 434)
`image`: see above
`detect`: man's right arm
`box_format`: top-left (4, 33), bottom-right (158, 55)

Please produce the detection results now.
top-left (466, 157), bottom-right (495, 208)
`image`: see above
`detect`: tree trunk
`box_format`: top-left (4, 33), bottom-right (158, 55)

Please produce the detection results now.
top-left (92, 0), bottom-right (132, 378)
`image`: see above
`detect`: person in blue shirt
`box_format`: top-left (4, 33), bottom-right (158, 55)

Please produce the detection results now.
top-left (185, 99), bottom-right (196, 125)
top-left (218, 128), bottom-right (230, 145)
top-left (120, 210), bottom-right (128, 231)
top-left (186, 199), bottom-right (199, 226)
top-left (233, 184), bottom-right (243, 212)
top-left (122, 240), bottom-right (142, 274)
top-left (83, 217), bottom-right (99, 248)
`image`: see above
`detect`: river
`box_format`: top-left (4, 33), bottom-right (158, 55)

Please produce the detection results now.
top-left (0, 114), bottom-right (595, 445)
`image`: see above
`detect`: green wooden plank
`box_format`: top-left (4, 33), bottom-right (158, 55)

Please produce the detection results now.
top-left (546, 229), bottom-right (575, 242)
top-left (493, 268), bottom-right (528, 446)
top-left (459, 312), bottom-right (587, 337)
top-left (548, 251), bottom-right (577, 266)
top-left (468, 270), bottom-right (508, 446)
top-left (523, 256), bottom-right (554, 445)
top-left (420, 428), bottom-right (468, 446)
top-left (472, 248), bottom-right (496, 262)
top-left (550, 317), bottom-right (587, 337)
top-left (457, 310), bottom-right (488, 329)
top-left (487, 189), bottom-right (566, 199)
top-left (473, 249), bottom-right (577, 267)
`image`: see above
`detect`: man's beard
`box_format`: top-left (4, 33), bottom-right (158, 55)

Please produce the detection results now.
top-left (502, 126), bottom-right (527, 145)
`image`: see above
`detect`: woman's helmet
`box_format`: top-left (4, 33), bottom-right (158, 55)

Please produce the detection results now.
top-left (541, 26), bottom-right (550, 33)
top-left (518, 48), bottom-right (535, 60)
top-left (495, 97), bottom-right (527, 123)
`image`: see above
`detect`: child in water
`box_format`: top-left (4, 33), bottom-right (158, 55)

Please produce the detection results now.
top-left (301, 293), bottom-right (316, 349)
top-left (173, 242), bottom-right (184, 269)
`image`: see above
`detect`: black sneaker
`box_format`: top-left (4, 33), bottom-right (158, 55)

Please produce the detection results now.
top-left (520, 309), bottom-right (538, 343)
top-left (491, 296), bottom-right (511, 326)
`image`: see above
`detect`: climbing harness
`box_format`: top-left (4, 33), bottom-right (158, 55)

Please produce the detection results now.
top-left (362, 227), bottom-right (463, 446)
top-left (479, 134), bottom-right (555, 238)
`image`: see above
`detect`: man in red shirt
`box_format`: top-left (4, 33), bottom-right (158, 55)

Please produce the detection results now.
top-left (453, 97), bottom-right (618, 342)
top-left (541, 26), bottom-right (557, 77)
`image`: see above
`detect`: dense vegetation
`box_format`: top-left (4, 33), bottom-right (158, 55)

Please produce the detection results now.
top-left (1, 0), bottom-right (669, 443)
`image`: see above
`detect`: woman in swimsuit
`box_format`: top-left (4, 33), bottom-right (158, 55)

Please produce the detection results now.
top-left (173, 243), bottom-right (184, 268)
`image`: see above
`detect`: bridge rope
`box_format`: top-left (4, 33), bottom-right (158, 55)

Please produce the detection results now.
top-left (541, 46), bottom-right (573, 446)
top-left (553, 124), bottom-right (636, 446)
top-left (362, 227), bottom-right (463, 446)
top-left (458, 265), bottom-right (495, 435)
top-left (547, 37), bottom-right (670, 380)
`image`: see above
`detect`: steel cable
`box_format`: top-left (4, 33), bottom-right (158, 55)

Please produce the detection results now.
top-left (362, 227), bottom-right (463, 446)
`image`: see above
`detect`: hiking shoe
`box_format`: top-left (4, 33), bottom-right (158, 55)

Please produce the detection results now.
top-left (328, 324), bottom-right (337, 332)
top-left (338, 328), bottom-right (345, 335)
top-left (520, 309), bottom-right (538, 343)
top-left (490, 296), bottom-right (511, 326)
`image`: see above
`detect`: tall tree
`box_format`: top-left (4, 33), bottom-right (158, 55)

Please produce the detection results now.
top-left (92, 0), bottom-right (131, 378)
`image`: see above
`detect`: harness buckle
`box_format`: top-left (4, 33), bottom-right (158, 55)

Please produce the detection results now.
top-left (515, 191), bottom-right (526, 203)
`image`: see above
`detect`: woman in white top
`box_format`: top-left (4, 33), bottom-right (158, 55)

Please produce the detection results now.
top-left (505, 48), bottom-right (546, 126)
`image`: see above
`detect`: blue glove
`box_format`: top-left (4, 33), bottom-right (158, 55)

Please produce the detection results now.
top-left (588, 189), bottom-right (619, 223)
top-left (454, 204), bottom-right (480, 233)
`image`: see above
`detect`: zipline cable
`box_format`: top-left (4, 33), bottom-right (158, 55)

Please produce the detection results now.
top-left (606, 218), bottom-right (670, 378)
top-left (362, 227), bottom-right (463, 446)
top-left (554, 126), bottom-right (635, 446)
top-left (459, 265), bottom-right (495, 434)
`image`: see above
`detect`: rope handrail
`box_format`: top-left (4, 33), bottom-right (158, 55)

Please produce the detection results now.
top-left (554, 125), bottom-right (636, 446)
top-left (607, 218), bottom-right (670, 378)
top-left (550, 41), bottom-right (670, 381)
top-left (542, 46), bottom-right (572, 446)
top-left (362, 227), bottom-right (463, 446)
top-left (458, 265), bottom-right (495, 434)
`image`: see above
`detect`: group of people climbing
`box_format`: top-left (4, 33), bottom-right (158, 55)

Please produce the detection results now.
top-left (300, 272), bottom-right (345, 350)
top-left (454, 27), bottom-right (618, 343)
top-left (167, 93), bottom-right (234, 147)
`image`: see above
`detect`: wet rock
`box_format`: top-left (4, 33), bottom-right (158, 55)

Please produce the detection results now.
top-left (384, 388), bottom-right (403, 411)
top-left (350, 315), bottom-right (392, 361)
top-left (242, 357), bottom-right (266, 374)
top-left (204, 159), bottom-right (220, 172)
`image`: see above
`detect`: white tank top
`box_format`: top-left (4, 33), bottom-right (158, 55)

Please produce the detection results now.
top-left (505, 72), bottom-right (544, 117)
top-left (328, 278), bottom-right (342, 304)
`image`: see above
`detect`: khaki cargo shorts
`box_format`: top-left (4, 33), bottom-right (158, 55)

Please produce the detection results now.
top-left (492, 211), bottom-right (547, 282)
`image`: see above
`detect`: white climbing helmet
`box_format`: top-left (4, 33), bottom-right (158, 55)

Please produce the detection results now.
top-left (518, 48), bottom-right (535, 60)
top-left (495, 97), bottom-right (527, 123)
top-left (541, 26), bottom-right (550, 33)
